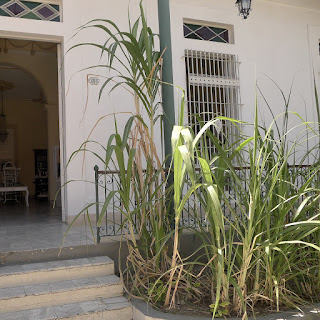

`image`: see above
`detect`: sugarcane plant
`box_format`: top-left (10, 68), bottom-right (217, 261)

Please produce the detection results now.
top-left (167, 85), bottom-right (320, 318)
top-left (65, 1), bottom-right (320, 318)
top-left (66, 1), bottom-right (177, 299)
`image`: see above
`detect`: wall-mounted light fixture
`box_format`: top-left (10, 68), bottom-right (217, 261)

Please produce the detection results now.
top-left (236, 0), bottom-right (252, 19)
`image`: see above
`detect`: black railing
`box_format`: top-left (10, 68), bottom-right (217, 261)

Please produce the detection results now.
top-left (94, 165), bottom-right (317, 242)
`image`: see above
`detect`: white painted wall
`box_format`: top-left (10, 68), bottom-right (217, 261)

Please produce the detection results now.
top-left (171, 0), bottom-right (320, 128)
top-left (0, 0), bottom-right (319, 222)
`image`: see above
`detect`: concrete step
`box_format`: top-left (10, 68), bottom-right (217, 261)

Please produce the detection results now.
top-left (0, 256), bottom-right (114, 288)
top-left (0, 240), bottom-right (127, 274)
top-left (0, 275), bottom-right (123, 313)
top-left (0, 296), bottom-right (132, 320)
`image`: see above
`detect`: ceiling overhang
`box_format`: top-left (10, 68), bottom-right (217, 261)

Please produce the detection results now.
top-left (267, 0), bottom-right (320, 11)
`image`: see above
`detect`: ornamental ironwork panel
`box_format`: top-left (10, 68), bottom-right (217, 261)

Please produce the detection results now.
top-left (183, 22), bottom-right (230, 43)
top-left (94, 165), bottom-right (315, 243)
top-left (0, 0), bottom-right (60, 22)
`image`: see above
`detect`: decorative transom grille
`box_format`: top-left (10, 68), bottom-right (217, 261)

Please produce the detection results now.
top-left (185, 49), bottom-right (241, 156)
top-left (184, 22), bottom-right (230, 43)
top-left (0, 0), bottom-right (60, 22)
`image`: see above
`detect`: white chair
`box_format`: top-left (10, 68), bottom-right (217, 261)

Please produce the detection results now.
top-left (2, 162), bottom-right (19, 203)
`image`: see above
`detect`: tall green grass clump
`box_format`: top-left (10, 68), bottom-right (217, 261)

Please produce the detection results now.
top-left (67, 1), bottom-right (176, 301)
top-left (168, 96), bottom-right (320, 317)
top-left (67, 2), bottom-right (320, 318)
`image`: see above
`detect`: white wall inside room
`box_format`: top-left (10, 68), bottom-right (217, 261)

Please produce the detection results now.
top-left (1, 0), bottom-right (320, 221)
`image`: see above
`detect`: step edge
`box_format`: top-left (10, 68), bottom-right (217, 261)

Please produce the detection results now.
top-left (0, 278), bottom-right (122, 302)
top-left (0, 261), bottom-right (114, 278)
top-left (0, 301), bottom-right (132, 319)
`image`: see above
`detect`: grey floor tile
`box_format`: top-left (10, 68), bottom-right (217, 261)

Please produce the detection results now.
top-left (95, 275), bottom-right (120, 284)
top-left (47, 260), bottom-right (70, 269)
top-left (49, 280), bottom-right (76, 291)
top-left (0, 200), bottom-right (97, 252)
top-left (0, 240), bottom-right (10, 246)
top-left (1, 310), bottom-right (32, 320)
top-left (89, 256), bottom-right (113, 264)
top-left (102, 297), bottom-right (130, 310)
top-left (106, 301), bottom-right (130, 310)
top-left (65, 258), bottom-right (91, 266)
top-left (72, 277), bottom-right (99, 288)
top-left (53, 303), bottom-right (83, 318)
top-left (27, 307), bottom-right (57, 320)
top-left (103, 296), bottom-right (128, 304)
top-left (80, 299), bottom-right (107, 313)
top-left (0, 286), bottom-right (25, 299)
top-left (0, 264), bottom-right (24, 274)
top-left (9, 246), bottom-right (31, 251)
top-left (9, 240), bottom-right (30, 246)
top-left (24, 283), bottom-right (51, 295)
top-left (21, 262), bottom-right (49, 272)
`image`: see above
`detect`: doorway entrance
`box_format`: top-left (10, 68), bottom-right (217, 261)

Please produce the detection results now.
top-left (0, 38), bottom-right (63, 219)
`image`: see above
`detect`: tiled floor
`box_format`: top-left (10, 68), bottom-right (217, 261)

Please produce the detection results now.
top-left (0, 200), bottom-right (95, 252)
top-left (0, 296), bottom-right (130, 320)
top-left (0, 275), bottom-right (119, 300)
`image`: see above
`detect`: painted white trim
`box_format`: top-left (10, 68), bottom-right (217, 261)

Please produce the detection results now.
top-left (0, 31), bottom-right (62, 43)
top-left (20, 0), bottom-right (61, 5)
top-left (264, 0), bottom-right (320, 12)
top-left (183, 18), bottom-right (235, 44)
top-left (57, 42), bottom-right (67, 223)
top-left (0, 29), bottom-right (66, 222)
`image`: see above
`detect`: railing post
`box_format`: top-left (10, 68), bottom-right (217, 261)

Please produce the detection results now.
top-left (94, 165), bottom-right (101, 243)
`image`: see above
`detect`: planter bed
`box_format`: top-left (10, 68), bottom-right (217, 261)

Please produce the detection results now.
top-left (131, 298), bottom-right (320, 320)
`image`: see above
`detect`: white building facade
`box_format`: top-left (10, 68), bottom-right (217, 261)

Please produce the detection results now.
top-left (0, 0), bottom-right (319, 223)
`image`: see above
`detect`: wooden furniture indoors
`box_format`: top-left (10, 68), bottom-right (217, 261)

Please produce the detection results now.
top-left (34, 149), bottom-right (48, 199)
top-left (0, 161), bottom-right (29, 207)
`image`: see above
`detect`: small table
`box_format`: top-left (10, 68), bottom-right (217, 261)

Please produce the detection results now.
top-left (0, 185), bottom-right (29, 207)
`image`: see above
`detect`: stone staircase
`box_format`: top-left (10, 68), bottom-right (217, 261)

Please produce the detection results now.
top-left (0, 256), bottom-right (133, 320)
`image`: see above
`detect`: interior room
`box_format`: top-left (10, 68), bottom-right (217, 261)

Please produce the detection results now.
top-left (0, 38), bottom-right (61, 219)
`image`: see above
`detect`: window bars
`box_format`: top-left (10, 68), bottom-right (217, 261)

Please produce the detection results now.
top-left (185, 49), bottom-right (241, 156)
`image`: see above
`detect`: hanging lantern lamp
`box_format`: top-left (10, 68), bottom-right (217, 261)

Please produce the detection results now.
top-left (236, 0), bottom-right (252, 19)
top-left (0, 112), bottom-right (7, 143)
top-left (0, 80), bottom-right (14, 143)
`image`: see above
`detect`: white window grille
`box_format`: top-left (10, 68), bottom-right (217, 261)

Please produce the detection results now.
top-left (185, 49), bottom-right (241, 156)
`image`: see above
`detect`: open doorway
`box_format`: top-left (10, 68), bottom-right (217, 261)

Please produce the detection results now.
top-left (0, 38), bottom-right (62, 219)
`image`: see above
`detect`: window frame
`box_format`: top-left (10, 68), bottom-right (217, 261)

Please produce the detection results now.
top-left (183, 18), bottom-right (235, 44)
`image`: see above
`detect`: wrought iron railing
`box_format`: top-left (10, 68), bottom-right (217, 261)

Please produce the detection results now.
top-left (94, 164), bottom-right (317, 243)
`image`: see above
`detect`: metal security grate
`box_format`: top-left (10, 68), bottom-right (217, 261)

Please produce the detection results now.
top-left (185, 49), bottom-right (241, 156)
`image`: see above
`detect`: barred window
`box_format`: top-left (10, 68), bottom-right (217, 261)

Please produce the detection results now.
top-left (185, 49), bottom-right (241, 156)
